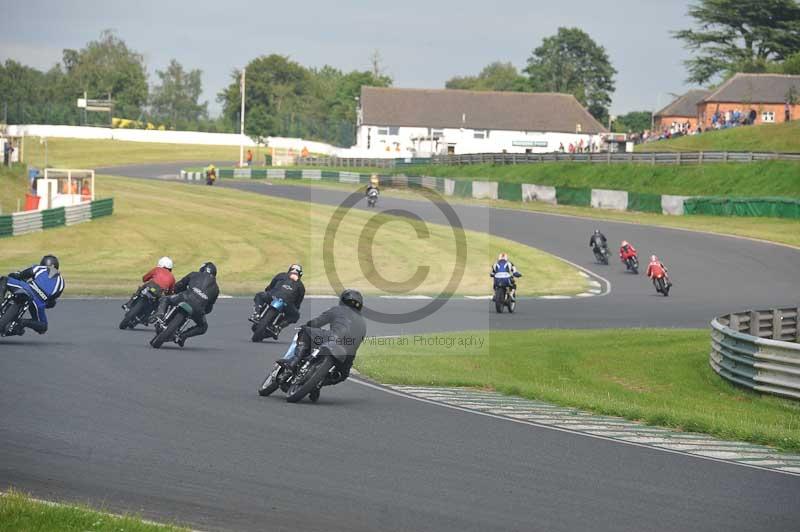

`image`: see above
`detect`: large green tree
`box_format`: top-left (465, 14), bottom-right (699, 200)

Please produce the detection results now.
top-left (446, 62), bottom-right (528, 91)
top-left (524, 27), bottom-right (617, 122)
top-left (675, 0), bottom-right (800, 83)
top-left (612, 111), bottom-right (652, 133)
top-left (62, 30), bottom-right (149, 119)
top-left (218, 54), bottom-right (391, 145)
top-left (150, 59), bottom-right (208, 128)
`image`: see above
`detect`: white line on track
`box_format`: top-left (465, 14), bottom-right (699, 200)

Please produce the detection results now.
top-left (349, 379), bottom-right (800, 478)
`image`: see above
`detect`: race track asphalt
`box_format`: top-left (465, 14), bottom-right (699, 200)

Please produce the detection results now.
top-left (1, 163), bottom-right (798, 531)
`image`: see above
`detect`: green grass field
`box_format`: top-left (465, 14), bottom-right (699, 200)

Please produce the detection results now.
top-left (0, 490), bottom-right (188, 532)
top-left (0, 175), bottom-right (584, 296)
top-left (356, 329), bottom-right (800, 451)
top-left (641, 120), bottom-right (800, 153)
top-left (23, 137), bottom-right (247, 168)
top-left (0, 164), bottom-right (29, 215)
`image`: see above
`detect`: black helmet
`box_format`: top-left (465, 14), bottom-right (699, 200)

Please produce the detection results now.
top-left (340, 289), bottom-right (363, 311)
top-left (288, 264), bottom-right (303, 278)
top-left (200, 262), bottom-right (217, 277)
top-left (594, 229), bottom-right (601, 235)
top-left (40, 255), bottom-right (59, 270)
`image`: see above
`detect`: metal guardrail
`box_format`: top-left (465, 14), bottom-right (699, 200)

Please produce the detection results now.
top-left (297, 151), bottom-right (800, 168)
top-left (710, 307), bottom-right (800, 400)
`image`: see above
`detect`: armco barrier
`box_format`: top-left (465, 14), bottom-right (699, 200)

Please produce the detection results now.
top-left (710, 308), bottom-right (800, 400)
top-left (0, 199), bottom-right (114, 238)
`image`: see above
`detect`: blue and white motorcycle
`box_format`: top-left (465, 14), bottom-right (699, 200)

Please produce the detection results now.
top-left (250, 296), bottom-right (286, 342)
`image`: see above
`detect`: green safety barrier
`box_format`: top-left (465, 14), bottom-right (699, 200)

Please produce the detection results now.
top-left (453, 180), bottom-right (473, 198)
top-left (684, 197), bottom-right (800, 219)
top-left (219, 169), bottom-right (234, 178)
top-left (321, 171), bottom-right (340, 181)
top-left (91, 198), bottom-right (114, 218)
top-left (41, 207), bottom-right (65, 229)
top-left (556, 186), bottom-right (591, 207)
top-left (0, 215), bottom-right (12, 237)
top-left (627, 192), bottom-right (663, 213)
top-left (285, 170), bottom-right (302, 179)
top-left (498, 182), bottom-right (523, 202)
top-left (251, 169), bottom-right (268, 179)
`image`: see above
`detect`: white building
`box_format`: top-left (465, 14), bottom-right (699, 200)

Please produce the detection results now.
top-left (355, 86), bottom-right (607, 156)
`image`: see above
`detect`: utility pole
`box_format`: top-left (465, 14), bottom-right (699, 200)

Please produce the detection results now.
top-left (239, 67), bottom-right (246, 167)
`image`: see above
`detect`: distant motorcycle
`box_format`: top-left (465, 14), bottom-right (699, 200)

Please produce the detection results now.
top-left (367, 188), bottom-right (379, 208)
top-left (206, 171), bottom-right (217, 186)
top-left (623, 254), bottom-right (639, 274)
top-left (119, 283), bottom-right (162, 329)
top-left (653, 273), bottom-right (671, 297)
top-left (250, 296), bottom-right (286, 342)
top-left (494, 272), bottom-right (522, 314)
top-left (592, 244), bottom-right (609, 265)
top-left (258, 331), bottom-right (348, 403)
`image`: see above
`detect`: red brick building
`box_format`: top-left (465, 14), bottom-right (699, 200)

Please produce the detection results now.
top-left (698, 73), bottom-right (800, 128)
top-left (654, 89), bottom-right (710, 132)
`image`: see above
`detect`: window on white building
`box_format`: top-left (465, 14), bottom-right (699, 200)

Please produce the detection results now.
top-left (474, 130), bottom-right (488, 139)
top-left (389, 126), bottom-right (399, 135)
top-left (377, 128), bottom-right (389, 135)
top-left (762, 111), bottom-right (775, 123)
top-left (432, 129), bottom-right (444, 138)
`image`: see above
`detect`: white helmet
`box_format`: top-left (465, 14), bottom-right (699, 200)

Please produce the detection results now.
top-left (157, 256), bottom-right (174, 270)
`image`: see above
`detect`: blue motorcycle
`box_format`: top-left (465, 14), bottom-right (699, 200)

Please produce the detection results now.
top-left (0, 279), bottom-right (33, 337)
top-left (251, 296), bottom-right (286, 342)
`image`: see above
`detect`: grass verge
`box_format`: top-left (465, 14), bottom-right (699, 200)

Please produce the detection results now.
top-left (234, 178), bottom-right (800, 248)
top-left (22, 137), bottom-right (248, 169)
top-left (356, 329), bottom-right (800, 452)
top-left (0, 490), bottom-right (188, 532)
top-left (640, 120), bottom-right (800, 153)
top-left (0, 175), bottom-right (584, 297)
top-left (0, 164), bottom-right (30, 215)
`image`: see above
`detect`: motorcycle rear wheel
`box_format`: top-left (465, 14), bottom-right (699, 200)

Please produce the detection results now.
top-left (150, 313), bottom-right (186, 349)
top-left (286, 356), bottom-right (334, 403)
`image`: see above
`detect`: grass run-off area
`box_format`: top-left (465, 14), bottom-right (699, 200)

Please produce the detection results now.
top-left (0, 490), bottom-right (187, 532)
top-left (0, 164), bottom-right (29, 215)
top-left (386, 161), bottom-right (800, 198)
top-left (22, 136), bottom-right (248, 169)
top-left (0, 175), bottom-right (585, 297)
top-left (241, 178), bottom-right (800, 248)
top-left (356, 329), bottom-right (800, 452)
top-left (639, 120), bottom-right (800, 153)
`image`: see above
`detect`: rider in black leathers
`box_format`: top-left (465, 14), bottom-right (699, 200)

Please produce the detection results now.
top-left (156, 262), bottom-right (220, 347)
top-left (278, 289), bottom-right (367, 386)
top-left (589, 229), bottom-right (608, 252)
top-left (251, 264), bottom-right (305, 328)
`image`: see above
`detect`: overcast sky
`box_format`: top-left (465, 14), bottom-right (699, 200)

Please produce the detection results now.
top-left (1, 0), bottom-right (698, 117)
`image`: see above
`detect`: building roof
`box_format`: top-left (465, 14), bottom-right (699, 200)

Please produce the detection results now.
top-left (655, 89), bottom-right (711, 117)
top-left (703, 73), bottom-right (800, 104)
top-left (360, 86), bottom-right (607, 134)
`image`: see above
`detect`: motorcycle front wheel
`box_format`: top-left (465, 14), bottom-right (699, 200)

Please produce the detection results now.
top-left (286, 356), bottom-right (334, 403)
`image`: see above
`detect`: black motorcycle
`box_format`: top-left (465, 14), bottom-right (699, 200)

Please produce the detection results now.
top-left (494, 272), bottom-right (522, 314)
top-left (258, 332), bottom-right (347, 403)
top-left (592, 244), bottom-right (609, 265)
top-left (0, 284), bottom-right (31, 337)
top-left (367, 188), bottom-right (379, 208)
top-left (250, 296), bottom-right (286, 342)
top-left (624, 255), bottom-right (639, 274)
top-left (149, 301), bottom-right (195, 348)
top-left (119, 283), bottom-right (162, 330)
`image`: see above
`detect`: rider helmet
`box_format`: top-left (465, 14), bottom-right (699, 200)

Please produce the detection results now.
top-left (340, 289), bottom-right (363, 311)
top-left (288, 264), bottom-right (303, 278)
top-left (498, 252), bottom-right (508, 261)
top-left (200, 262), bottom-right (217, 277)
top-left (594, 229), bottom-right (600, 235)
top-left (157, 256), bottom-right (174, 271)
top-left (40, 255), bottom-right (59, 270)
top-left (650, 255), bottom-right (658, 263)
top-left (621, 240), bottom-right (629, 247)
